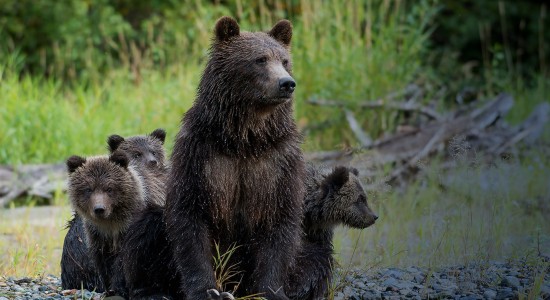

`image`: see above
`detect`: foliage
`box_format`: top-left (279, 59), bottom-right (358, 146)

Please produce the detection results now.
top-left (0, 0), bottom-right (442, 163)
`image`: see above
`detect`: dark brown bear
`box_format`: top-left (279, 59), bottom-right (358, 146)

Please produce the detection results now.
top-left (121, 164), bottom-right (376, 300)
top-left (121, 203), bottom-right (182, 300)
top-left (66, 152), bottom-right (146, 296)
top-left (286, 164), bottom-right (378, 300)
top-left (107, 128), bottom-right (168, 206)
top-left (61, 129), bottom-right (168, 291)
top-left (164, 16), bottom-right (305, 299)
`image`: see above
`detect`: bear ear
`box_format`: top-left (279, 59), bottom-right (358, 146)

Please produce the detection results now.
top-left (350, 167), bottom-right (359, 176)
top-left (269, 19), bottom-right (292, 46)
top-left (215, 16), bottom-right (240, 42)
top-left (110, 151), bottom-right (129, 169)
top-left (67, 156), bottom-right (86, 173)
top-left (150, 128), bottom-right (166, 145)
top-left (107, 135), bottom-right (125, 152)
top-left (325, 166), bottom-right (349, 190)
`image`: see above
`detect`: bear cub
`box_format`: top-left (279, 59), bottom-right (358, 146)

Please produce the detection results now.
top-left (61, 129), bottom-right (168, 291)
top-left (66, 152), bottom-right (145, 296)
top-left (107, 128), bottom-right (168, 206)
top-left (286, 164), bottom-right (378, 300)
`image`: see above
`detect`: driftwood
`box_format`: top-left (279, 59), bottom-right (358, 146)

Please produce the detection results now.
top-left (0, 91), bottom-right (548, 207)
top-left (306, 92), bottom-right (549, 184)
top-left (0, 163), bottom-right (66, 207)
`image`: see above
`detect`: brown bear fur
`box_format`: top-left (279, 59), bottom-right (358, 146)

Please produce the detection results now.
top-left (66, 152), bottom-right (145, 296)
top-left (286, 164), bottom-right (378, 300)
top-left (120, 164), bottom-right (377, 300)
top-left (107, 128), bottom-right (168, 206)
top-left (61, 129), bottom-right (168, 291)
top-left (164, 16), bottom-right (305, 299)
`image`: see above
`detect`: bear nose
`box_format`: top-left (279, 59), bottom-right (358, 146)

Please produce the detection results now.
top-left (374, 214), bottom-right (379, 220)
top-left (279, 77), bottom-right (296, 93)
top-left (94, 206), bottom-right (106, 216)
top-left (148, 158), bottom-right (158, 167)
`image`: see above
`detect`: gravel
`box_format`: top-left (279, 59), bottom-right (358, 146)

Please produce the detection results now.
top-left (1, 260), bottom-right (548, 299)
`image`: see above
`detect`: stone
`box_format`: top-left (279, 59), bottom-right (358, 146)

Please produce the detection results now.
top-left (61, 289), bottom-right (77, 296)
top-left (501, 276), bottom-right (521, 290)
top-left (483, 289), bottom-right (497, 299)
top-left (495, 288), bottom-right (516, 300)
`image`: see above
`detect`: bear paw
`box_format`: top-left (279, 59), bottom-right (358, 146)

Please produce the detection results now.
top-left (207, 289), bottom-right (235, 300)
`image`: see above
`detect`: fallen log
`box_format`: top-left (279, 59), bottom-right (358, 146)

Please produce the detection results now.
top-left (0, 93), bottom-right (547, 207)
top-left (0, 163), bottom-right (66, 207)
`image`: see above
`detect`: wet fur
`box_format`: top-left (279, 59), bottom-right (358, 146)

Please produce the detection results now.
top-left (61, 130), bottom-right (168, 291)
top-left (164, 17), bottom-right (304, 299)
top-left (65, 153), bottom-right (145, 296)
top-left (286, 164), bottom-right (378, 300)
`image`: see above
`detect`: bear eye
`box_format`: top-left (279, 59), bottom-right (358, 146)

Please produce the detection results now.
top-left (282, 59), bottom-right (289, 67)
top-left (255, 56), bottom-right (268, 64)
top-left (133, 152), bottom-right (142, 159)
top-left (105, 187), bottom-right (112, 193)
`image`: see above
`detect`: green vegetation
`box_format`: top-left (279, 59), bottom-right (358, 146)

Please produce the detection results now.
top-left (335, 150), bottom-right (550, 268)
top-left (0, 0), bottom-right (548, 289)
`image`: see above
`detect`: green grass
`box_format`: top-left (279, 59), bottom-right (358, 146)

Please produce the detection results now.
top-left (0, 0), bottom-right (438, 164)
top-left (0, 205), bottom-right (72, 277)
top-left (334, 149), bottom-right (550, 269)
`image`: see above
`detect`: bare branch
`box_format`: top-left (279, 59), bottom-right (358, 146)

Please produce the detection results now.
top-left (344, 109), bottom-right (373, 147)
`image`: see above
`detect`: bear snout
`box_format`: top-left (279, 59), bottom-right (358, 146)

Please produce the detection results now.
top-left (90, 193), bottom-right (110, 219)
top-left (93, 205), bottom-right (106, 216)
top-left (279, 76), bottom-right (296, 93)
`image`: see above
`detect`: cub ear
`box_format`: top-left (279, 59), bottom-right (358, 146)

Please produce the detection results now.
top-left (107, 135), bottom-right (125, 152)
top-left (350, 167), bottom-right (359, 176)
top-left (110, 151), bottom-right (129, 169)
top-left (215, 16), bottom-right (240, 42)
top-left (325, 166), bottom-right (349, 190)
top-left (67, 156), bottom-right (86, 173)
top-left (150, 128), bottom-right (166, 145)
top-left (269, 19), bottom-right (292, 46)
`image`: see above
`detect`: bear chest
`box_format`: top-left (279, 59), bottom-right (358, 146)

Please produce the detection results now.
top-left (204, 153), bottom-right (285, 227)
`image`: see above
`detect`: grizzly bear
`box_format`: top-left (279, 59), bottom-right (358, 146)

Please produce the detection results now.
top-left (121, 164), bottom-right (377, 300)
top-left (107, 128), bottom-right (168, 206)
top-left (65, 152), bottom-right (145, 296)
top-left (164, 16), bottom-right (305, 299)
top-left (286, 164), bottom-right (378, 299)
top-left (61, 129), bottom-right (169, 291)
top-left (121, 203), bottom-right (182, 300)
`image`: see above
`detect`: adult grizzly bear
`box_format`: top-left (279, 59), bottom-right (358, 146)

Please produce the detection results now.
top-left (165, 16), bottom-right (305, 299)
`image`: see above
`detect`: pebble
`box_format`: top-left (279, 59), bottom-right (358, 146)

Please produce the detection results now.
top-left (483, 288), bottom-right (497, 299)
top-left (501, 275), bottom-right (521, 290)
top-left (0, 260), bottom-right (548, 299)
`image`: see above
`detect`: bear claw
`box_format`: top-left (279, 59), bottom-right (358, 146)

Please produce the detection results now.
top-left (207, 289), bottom-right (235, 300)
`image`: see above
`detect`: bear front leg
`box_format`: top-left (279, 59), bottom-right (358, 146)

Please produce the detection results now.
top-left (165, 209), bottom-right (217, 299)
top-left (249, 220), bottom-right (302, 300)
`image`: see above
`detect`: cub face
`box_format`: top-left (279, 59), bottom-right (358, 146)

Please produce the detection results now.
top-left (67, 152), bottom-right (143, 230)
top-left (107, 128), bottom-right (166, 171)
top-left (321, 166), bottom-right (378, 228)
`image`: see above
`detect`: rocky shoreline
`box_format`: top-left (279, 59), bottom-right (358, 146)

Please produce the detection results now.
top-left (1, 260), bottom-right (549, 300)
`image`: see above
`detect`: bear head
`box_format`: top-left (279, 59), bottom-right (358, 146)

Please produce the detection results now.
top-left (320, 166), bottom-right (378, 228)
top-left (206, 16), bottom-right (296, 110)
top-left (106, 128), bottom-right (167, 171)
top-left (66, 152), bottom-right (145, 232)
